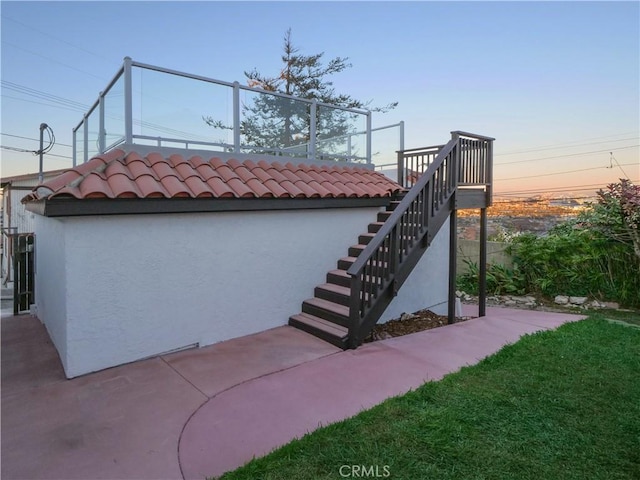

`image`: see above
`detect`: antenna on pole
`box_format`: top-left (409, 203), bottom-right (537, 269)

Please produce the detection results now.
top-left (38, 123), bottom-right (48, 184)
top-left (609, 152), bottom-right (629, 179)
top-left (35, 123), bottom-right (55, 184)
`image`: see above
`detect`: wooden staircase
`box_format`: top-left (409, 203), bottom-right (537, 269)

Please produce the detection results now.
top-left (289, 131), bottom-right (494, 349)
top-left (289, 197), bottom-right (405, 348)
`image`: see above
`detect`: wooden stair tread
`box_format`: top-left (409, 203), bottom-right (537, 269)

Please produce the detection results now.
top-left (289, 313), bottom-right (348, 338)
top-left (303, 297), bottom-right (349, 317)
top-left (316, 283), bottom-right (350, 296)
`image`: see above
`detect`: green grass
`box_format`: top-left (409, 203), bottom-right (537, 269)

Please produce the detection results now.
top-left (603, 308), bottom-right (640, 328)
top-left (215, 316), bottom-right (640, 480)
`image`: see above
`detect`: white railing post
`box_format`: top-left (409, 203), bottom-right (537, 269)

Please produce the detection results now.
top-left (399, 120), bottom-right (405, 152)
top-left (83, 115), bottom-right (89, 163)
top-left (310, 99), bottom-right (317, 161)
top-left (72, 128), bottom-right (77, 167)
top-left (123, 57), bottom-right (133, 144)
top-left (366, 111), bottom-right (372, 164)
top-left (98, 91), bottom-right (106, 153)
top-left (233, 81), bottom-right (240, 153)
top-left (347, 133), bottom-right (352, 162)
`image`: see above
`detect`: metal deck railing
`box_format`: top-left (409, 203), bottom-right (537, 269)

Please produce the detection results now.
top-left (72, 57), bottom-right (404, 168)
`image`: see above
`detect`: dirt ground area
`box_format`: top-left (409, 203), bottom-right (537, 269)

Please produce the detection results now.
top-left (365, 309), bottom-right (470, 342)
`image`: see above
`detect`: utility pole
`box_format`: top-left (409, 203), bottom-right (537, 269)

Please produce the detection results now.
top-left (38, 123), bottom-right (48, 184)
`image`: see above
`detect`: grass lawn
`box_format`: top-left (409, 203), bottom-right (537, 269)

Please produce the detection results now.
top-left (216, 314), bottom-right (640, 480)
top-left (604, 308), bottom-right (640, 328)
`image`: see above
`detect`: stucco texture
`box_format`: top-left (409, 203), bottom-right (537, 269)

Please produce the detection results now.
top-left (35, 206), bottom-right (450, 378)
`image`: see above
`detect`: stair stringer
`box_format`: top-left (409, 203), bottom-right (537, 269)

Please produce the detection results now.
top-left (349, 194), bottom-right (455, 347)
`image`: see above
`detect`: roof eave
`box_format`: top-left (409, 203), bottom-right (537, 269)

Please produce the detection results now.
top-left (27, 196), bottom-right (396, 218)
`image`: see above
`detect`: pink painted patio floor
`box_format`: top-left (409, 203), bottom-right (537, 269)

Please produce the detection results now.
top-left (1, 306), bottom-right (584, 480)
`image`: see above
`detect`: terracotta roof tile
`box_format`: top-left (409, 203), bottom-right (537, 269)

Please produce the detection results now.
top-left (262, 179), bottom-right (290, 198)
top-left (317, 181), bottom-right (346, 198)
top-left (293, 181), bottom-right (321, 198)
top-left (305, 180), bottom-right (333, 197)
top-left (227, 178), bottom-right (255, 198)
top-left (205, 176), bottom-right (235, 198)
top-left (107, 173), bottom-right (141, 198)
top-left (128, 158), bottom-right (154, 179)
top-left (248, 166), bottom-right (273, 184)
top-left (234, 165), bottom-right (258, 184)
top-left (173, 162), bottom-right (200, 180)
top-left (43, 170), bottom-right (83, 192)
top-left (279, 180), bottom-right (306, 198)
top-left (188, 156), bottom-right (208, 169)
top-left (263, 165), bottom-right (288, 184)
top-left (22, 150), bottom-right (403, 203)
top-left (151, 161), bottom-right (177, 180)
top-left (52, 186), bottom-right (82, 199)
top-left (287, 166), bottom-right (314, 184)
top-left (146, 152), bottom-right (167, 166)
top-left (193, 162), bottom-right (221, 182)
top-left (245, 178), bottom-right (274, 198)
top-left (216, 165), bottom-right (241, 183)
top-left (104, 160), bottom-right (134, 180)
top-left (79, 173), bottom-right (114, 199)
top-left (280, 168), bottom-right (304, 184)
top-left (183, 176), bottom-right (214, 198)
top-left (168, 154), bottom-right (189, 167)
top-left (135, 174), bottom-right (169, 198)
top-left (160, 175), bottom-right (191, 198)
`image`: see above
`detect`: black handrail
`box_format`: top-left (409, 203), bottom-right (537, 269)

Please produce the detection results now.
top-left (397, 144), bottom-right (445, 188)
top-left (346, 131), bottom-right (493, 347)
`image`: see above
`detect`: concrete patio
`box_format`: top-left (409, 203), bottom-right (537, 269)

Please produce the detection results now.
top-left (1, 306), bottom-right (584, 480)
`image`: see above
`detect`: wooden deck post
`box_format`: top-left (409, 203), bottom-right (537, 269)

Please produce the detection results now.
top-left (479, 207), bottom-right (488, 317)
top-left (448, 205), bottom-right (457, 324)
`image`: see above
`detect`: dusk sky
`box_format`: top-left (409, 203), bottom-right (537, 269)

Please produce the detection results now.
top-left (1, 1), bottom-right (638, 196)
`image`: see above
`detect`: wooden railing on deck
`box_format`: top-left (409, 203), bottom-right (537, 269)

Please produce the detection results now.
top-left (346, 131), bottom-right (494, 347)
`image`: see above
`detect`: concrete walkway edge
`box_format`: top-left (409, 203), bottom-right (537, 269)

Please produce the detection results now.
top-left (1, 306), bottom-right (585, 480)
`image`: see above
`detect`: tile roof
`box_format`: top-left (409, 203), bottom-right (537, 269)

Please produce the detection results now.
top-left (23, 149), bottom-right (403, 202)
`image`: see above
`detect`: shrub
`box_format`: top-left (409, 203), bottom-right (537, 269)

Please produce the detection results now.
top-left (458, 260), bottom-right (526, 296)
top-left (508, 221), bottom-right (639, 307)
top-left (458, 181), bottom-right (640, 307)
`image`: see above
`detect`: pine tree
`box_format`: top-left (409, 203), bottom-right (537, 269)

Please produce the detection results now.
top-left (204, 29), bottom-right (396, 159)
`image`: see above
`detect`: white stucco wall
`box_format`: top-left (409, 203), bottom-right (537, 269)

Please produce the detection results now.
top-left (36, 205), bottom-right (453, 378)
top-left (379, 221), bottom-right (450, 320)
top-left (36, 207), bottom-right (385, 378)
top-left (34, 216), bottom-right (68, 369)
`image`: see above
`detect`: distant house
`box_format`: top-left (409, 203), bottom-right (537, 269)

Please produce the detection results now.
top-left (1, 170), bottom-right (65, 285)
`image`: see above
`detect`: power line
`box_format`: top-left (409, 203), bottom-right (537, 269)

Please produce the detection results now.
top-left (496, 163), bottom-right (638, 182)
top-left (494, 145), bottom-right (639, 166)
top-left (1, 40), bottom-right (106, 80)
top-left (608, 152), bottom-right (629, 178)
top-left (495, 132), bottom-right (640, 156)
top-left (2, 82), bottom-right (215, 141)
top-left (492, 197), bottom-right (596, 204)
top-left (0, 145), bottom-right (71, 161)
top-left (1, 94), bottom-right (88, 114)
top-left (1, 145), bottom-right (33, 154)
top-left (1, 14), bottom-right (111, 61)
top-left (2, 81), bottom-right (90, 110)
top-left (1, 132), bottom-right (73, 148)
top-left (495, 180), bottom-right (640, 196)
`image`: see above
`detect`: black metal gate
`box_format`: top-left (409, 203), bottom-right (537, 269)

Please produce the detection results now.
top-left (13, 233), bottom-right (35, 314)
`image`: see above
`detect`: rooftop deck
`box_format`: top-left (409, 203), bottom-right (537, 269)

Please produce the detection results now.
top-left (73, 57), bottom-right (404, 168)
